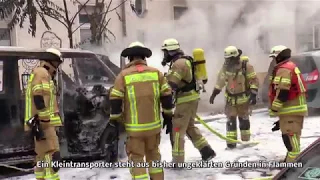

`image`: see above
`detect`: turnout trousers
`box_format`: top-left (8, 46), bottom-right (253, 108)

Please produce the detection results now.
top-left (225, 103), bottom-right (251, 147)
top-left (126, 133), bottom-right (164, 180)
top-left (171, 100), bottom-right (209, 163)
top-left (34, 126), bottom-right (60, 180)
top-left (279, 115), bottom-right (304, 162)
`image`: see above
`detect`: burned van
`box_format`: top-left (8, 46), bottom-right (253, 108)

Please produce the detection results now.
top-left (0, 47), bottom-right (121, 165)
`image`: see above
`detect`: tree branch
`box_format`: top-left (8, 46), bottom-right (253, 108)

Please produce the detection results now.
top-left (70, 0), bottom-right (91, 24)
top-left (72, 22), bottom-right (87, 33)
top-left (107, 0), bottom-right (128, 13)
top-left (62, 0), bottom-right (71, 25)
top-left (44, 13), bottom-right (68, 28)
top-left (101, 0), bottom-right (112, 25)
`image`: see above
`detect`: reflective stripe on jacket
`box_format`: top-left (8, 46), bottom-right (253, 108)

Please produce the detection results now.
top-left (268, 60), bottom-right (308, 116)
top-left (110, 60), bottom-right (172, 137)
top-left (24, 67), bottom-right (62, 131)
top-left (166, 57), bottom-right (200, 104)
top-left (215, 60), bottom-right (259, 106)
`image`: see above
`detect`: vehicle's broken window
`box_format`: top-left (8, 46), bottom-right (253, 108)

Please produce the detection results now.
top-left (18, 59), bottom-right (40, 92)
top-left (73, 57), bottom-right (115, 85)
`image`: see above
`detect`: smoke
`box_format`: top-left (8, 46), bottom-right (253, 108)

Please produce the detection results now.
top-left (88, 0), bottom-right (320, 111)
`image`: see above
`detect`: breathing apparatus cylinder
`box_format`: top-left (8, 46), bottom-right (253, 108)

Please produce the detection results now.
top-left (240, 55), bottom-right (249, 62)
top-left (192, 48), bottom-right (208, 84)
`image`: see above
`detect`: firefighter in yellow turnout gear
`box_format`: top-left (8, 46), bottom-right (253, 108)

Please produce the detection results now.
top-left (210, 46), bottom-right (259, 149)
top-left (161, 38), bottom-right (216, 165)
top-left (268, 45), bottom-right (307, 162)
top-left (24, 48), bottom-right (63, 180)
top-left (108, 42), bottom-right (174, 180)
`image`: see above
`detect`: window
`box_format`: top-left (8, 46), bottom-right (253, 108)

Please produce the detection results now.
top-left (313, 24), bottom-right (320, 49)
top-left (132, 0), bottom-right (147, 17)
top-left (18, 59), bottom-right (40, 92)
top-left (0, 28), bottom-right (11, 46)
top-left (79, 14), bottom-right (90, 24)
top-left (173, 6), bottom-right (188, 20)
top-left (80, 29), bottom-right (91, 42)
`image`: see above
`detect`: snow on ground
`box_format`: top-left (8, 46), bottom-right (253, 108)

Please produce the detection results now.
top-left (7, 111), bottom-right (320, 180)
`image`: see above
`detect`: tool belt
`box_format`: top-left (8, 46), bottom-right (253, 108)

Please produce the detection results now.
top-left (226, 90), bottom-right (250, 105)
top-left (26, 115), bottom-right (46, 141)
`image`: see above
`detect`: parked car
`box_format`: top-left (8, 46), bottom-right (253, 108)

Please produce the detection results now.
top-left (273, 137), bottom-right (320, 180)
top-left (0, 47), bottom-right (123, 166)
top-left (261, 50), bottom-right (320, 109)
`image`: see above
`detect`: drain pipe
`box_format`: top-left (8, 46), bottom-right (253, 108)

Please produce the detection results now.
top-left (121, 0), bottom-right (127, 37)
top-left (120, 0), bottom-right (127, 70)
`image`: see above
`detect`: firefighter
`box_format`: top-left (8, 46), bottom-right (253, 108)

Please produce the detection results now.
top-left (268, 45), bottom-right (307, 162)
top-left (161, 38), bottom-right (216, 164)
top-left (107, 41), bottom-right (174, 180)
top-left (24, 48), bottom-right (63, 180)
top-left (209, 46), bottom-right (259, 149)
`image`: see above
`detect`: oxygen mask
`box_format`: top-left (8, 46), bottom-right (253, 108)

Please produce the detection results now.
top-left (161, 50), bottom-right (171, 66)
top-left (224, 56), bottom-right (239, 69)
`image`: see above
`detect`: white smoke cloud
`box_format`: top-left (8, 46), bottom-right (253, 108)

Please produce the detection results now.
top-left (88, 0), bottom-right (320, 111)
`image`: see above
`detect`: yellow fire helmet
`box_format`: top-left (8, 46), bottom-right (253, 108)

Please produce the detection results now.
top-left (161, 38), bottom-right (180, 51)
top-left (45, 48), bottom-right (63, 62)
top-left (192, 48), bottom-right (208, 83)
top-left (240, 55), bottom-right (249, 62)
top-left (269, 45), bottom-right (288, 58)
top-left (224, 46), bottom-right (239, 58)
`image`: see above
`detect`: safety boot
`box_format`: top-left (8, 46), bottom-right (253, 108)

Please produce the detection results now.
top-left (226, 143), bottom-right (237, 149)
top-left (226, 116), bottom-right (237, 149)
top-left (239, 117), bottom-right (251, 141)
top-left (200, 145), bottom-right (216, 161)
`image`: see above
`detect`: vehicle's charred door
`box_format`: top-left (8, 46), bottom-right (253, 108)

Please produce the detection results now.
top-left (0, 58), bottom-right (34, 163)
top-left (61, 54), bottom-right (115, 153)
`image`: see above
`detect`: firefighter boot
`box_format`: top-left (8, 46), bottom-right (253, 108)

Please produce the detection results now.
top-left (200, 145), bottom-right (216, 161)
top-left (226, 116), bottom-right (237, 149)
top-left (282, 133), bottom-right (301, 162)
top-left (239, 117), bottom-right (251, 141)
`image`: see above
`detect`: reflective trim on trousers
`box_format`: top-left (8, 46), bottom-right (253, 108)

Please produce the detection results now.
top-left (194, 137), bottom-right (207, 149)
top-left (287, 134), bottom-right (300, 160)
top-left (132, 173), bottom-right (149, 180)
top-left (172, 132), bottom-right (184, 156)
top-left (240, 130), bottom-right (250, 135)
top-left (149, 167), bottom-right (163, 174)
top-left (226, 131), bottom-right (237, 143)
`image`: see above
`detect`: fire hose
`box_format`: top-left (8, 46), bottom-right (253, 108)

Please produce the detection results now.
top-left (0, 114), bottom-right (260, 174)
top-left (195, 114), bottom-right (260, 146)
top-left (0, 163), bottom-right (34, 172)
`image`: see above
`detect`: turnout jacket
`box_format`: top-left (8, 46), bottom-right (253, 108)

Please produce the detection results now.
top-left (24, 67), bottom-right (62, 131)
top-left (269, 60), bottom-right (307, 116)
top-left (109, 60), bottom-right (173, 137)
top-left (166, 57), bottom-right (200, 104)
top-left (215, 60), bottom-right (259, 105)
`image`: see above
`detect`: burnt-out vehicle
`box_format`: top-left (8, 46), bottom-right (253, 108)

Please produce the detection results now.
top-left (273, 137), bottom-right (320, 180)
top-left (0, 47), bottom-right (123, 165)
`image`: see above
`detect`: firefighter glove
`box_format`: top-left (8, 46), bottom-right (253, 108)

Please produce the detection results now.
top-left (271, 121), bottom-right (280, 132)
top-left (162, 112), bottom-right (172, 134)
top-left (209, 88), bottom-right (221, 104)
top-left (249, 92), bottom-right (257, 105)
